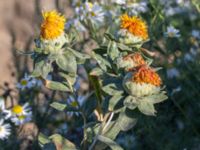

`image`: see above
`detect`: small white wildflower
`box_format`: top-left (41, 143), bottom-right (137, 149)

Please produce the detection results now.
top-left (127, 2), bottom-right (148, 15)
top-left (76, 2), bottom-right (105, 26)
top-left (66, 96), bottom-right (85, 117)
top-left (165, 26), bottom-right (180, 38)
top-left (112, 0), bottom-right (126, 5)
top-left (0, 98), bottom-right (11, 119)
top-left (17, 74), bottom-right (32, 90)
top-left (66, 18), bottom-right (86, 32)
top-left (10, 103), bottom-right (32, 125)
top-left (17, 74), bottom-right (42, 90)
top-left (0, 120), bottom-right (11, 140)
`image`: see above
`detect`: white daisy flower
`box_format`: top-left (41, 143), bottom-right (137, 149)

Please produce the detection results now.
top-left (66, 18), bottom-right (86, 32)
top-left (77, 2), bottom-right (105, 26)
top-left (0, 98), bottom-right (11, 119)
top-left (17, 74), bottom-right (33, 90)
top-left (0, 119), bottom-right (11, 140)
top-left (10, 113), bottom-right (32, 126)
top-left (10, 103), bottom-right (32, 125)
top-left (112, 0), bottom-right (126, 5)
top-left (66, 96), bottom-right (85, 117)
top-left (17, 74), bottom-right (42, 90)
top-left (127, 2), bottom-right (148, 15)
top-left (165, 26), bottom-right (180, 38)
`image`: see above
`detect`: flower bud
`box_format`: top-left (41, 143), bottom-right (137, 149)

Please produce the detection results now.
top-left (117, 29), bottom-right (143, 45)
top-left (123, 66), bottom-right (162, 97)
top-left (117, 53), bottom-right (146, 71)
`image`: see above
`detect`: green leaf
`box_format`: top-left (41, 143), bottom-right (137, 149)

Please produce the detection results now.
top-left (138, 101), bottom-right (156, 116)
top-left (123, 96), bottom-right (138, 110)
top-left (59, 72), bottom-right (76, 91)
top-left (117, 43), bottom-right (132, 51)
top-left (90, 67), bottom-right (103, 76)
top-left (108, 94), bottom-right (124, 111)
top-left (118, 110), bottom-right (137, 131)
top-left (144, 92), bottom-right (168, 104)
top-left (97, 135), bottom-right (124, 150)
top-left (49, 134), bottom-right (77, 150)
top-left (45, 80), bottom-right (71, 92)
top-left (107, 41), bottom-right (119, 61)
top-left (89, 75), bottom-right (103, 104)
top-left (38, 133), bottom-right (51, 145)
top-left (67, 47), bottom-right (90, 60)
top-left (50, 102), bottom-right (67, 111)
top-left (102, 83), bottom-right (124, 96)
top-left (56, 51), bottom-right (77, 74)
top-left (32, 59), bottom-right (52, 78)
top-left (104, 32), bottom-right (117, 41)
top-left (92, 52), bottom-right (111, 71)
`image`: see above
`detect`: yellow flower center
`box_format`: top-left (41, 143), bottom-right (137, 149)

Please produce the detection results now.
top-left (12, 105), bottom-right (23, 115)
top-left (120, 14), bottom-right (148, 40)
top-left (132, 66), bottom-right (162, 86)
top-left (40, 10), bottom-right (66, 40)
top-left (87, 2), bottom-right (93, 9)
top-left (20, 79), bottom-right (28, 86)
top-left (168, 32), bottom-right (175, 37)
top-left (91, 11), bottom-right (96, 17)
top-left (71, 101), bottom-right (78, 107)
top-left (18, 115), bottom-right (26, 120)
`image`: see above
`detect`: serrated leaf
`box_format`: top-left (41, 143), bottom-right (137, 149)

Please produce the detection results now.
top-left (123, 96), bottom-right (138, 110)
top-left (56, 51), bottom-right (77, 74)
top-left (50, 102), bottom-right (67, 111)
top-left (138, 101), bottom-right (156, 116)
top-left (45, 80), bottom-right (71, 91)
top-left (97, 135), bottom-right (123, 150)
top-left (118, 111), bottom-right (137, 131)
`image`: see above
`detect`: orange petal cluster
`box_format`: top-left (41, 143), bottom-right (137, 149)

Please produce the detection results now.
top-left (40, 10), bottom-right (66, 40)
top-left (123, 53), bottom-right (146, 71)
top-left (132, 66), bottom-right (162, 86)
top-left (120, 14), bottom-right (148, 40)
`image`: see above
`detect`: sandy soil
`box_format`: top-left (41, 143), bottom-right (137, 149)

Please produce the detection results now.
top-left (0, 0), bottom-right (73, 93)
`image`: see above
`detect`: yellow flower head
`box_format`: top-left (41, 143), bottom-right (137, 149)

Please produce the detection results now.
top-left (40, 10), bottom-right (66, 40)
top-left (132, 66), bottom-right (161, 86)
top-left (120, 14), bottom-right (148, 40)
top-left (12, 105), bottom-right (23, 115)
